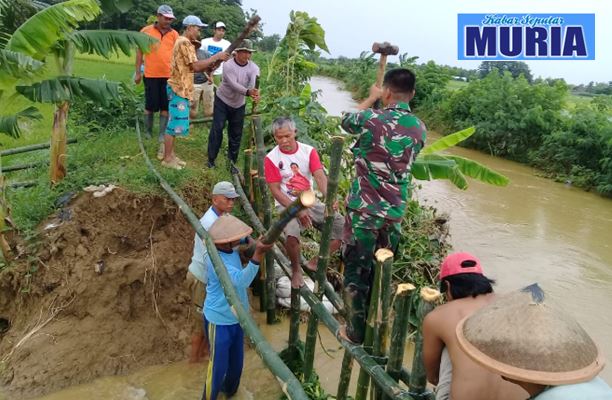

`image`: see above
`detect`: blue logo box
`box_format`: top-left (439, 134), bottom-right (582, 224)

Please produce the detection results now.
top-left (458, 14), bottom-right (595, 60)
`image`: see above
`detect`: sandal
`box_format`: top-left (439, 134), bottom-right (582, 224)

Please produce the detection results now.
top-left (161, 160), bottom-right (184, 170)
top-left (156, 143), bottom-right (165, 161)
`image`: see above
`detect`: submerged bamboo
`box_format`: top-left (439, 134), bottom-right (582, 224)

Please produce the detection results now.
top-left (409, 287), bottom-right (441, 397)
top-left (303, 136), bottom-right (344, 381)
top-left (373, 249), bottom-right (395, 400)
top-left (336, 350), bottom-right (354, 400)
top-left (288, 287), bottom-right (301, 350)
top-left (384, 283), bottom-right (417, 400)
top-left (134, 118), bottom-right (307, 400)
top-left (253, 115), bottom-right (277, 324)
top-left (355, 250), bottom-right (385, 400)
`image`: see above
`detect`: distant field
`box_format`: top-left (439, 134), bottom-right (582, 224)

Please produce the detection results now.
top-left (447, 80), bottom-right (468, 91)
top-left (1, 55), bottom-right (137, 150)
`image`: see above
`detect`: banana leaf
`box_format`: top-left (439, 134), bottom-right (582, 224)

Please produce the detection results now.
top-left (16, 76), bottom-right (120, 106)
top-left (421, 126), bottom-right (475, 155)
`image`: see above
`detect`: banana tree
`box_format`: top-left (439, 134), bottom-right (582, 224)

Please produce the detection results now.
top-left (412, 126), bottom-right (510, 189)
top-left (1, 0), bottom-right (155, 183)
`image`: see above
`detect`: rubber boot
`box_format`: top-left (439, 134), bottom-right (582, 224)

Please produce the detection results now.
top-left (144, 113), bottom-right (153, 139)
top-left (158, 114), bottom-right (168, 143)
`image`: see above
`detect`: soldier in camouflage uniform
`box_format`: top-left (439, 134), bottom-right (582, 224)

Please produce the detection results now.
top-left (340, 68), bottom-right (427, 344)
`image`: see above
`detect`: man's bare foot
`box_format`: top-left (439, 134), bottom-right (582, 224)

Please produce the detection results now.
top-left (305, 257), bottom-right (318, 272)
top-left (291, 272), bottom-right (305, 289)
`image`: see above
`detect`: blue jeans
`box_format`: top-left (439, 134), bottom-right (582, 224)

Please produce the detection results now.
top-left (207, 95), bottom-right (246, 164)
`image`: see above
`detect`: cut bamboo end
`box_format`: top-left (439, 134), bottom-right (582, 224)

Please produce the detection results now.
top-left (331, 135), bottom-right (345, 142)
top-left (250, 169), bottom-right (258, 177)
top-left (299, 190), bottom-right (316, 208)
top-left (375, 248), bottom-right (394, 262)
top-left (244, 149), bottom-right (253, 154)
top-left (420, 287), bottom-right (442, 303)
top-left (396, 283), bottom-right (416, 296)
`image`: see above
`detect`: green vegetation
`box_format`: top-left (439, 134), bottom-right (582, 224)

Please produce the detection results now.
top-left (318, 56), bottom-right (612, 197)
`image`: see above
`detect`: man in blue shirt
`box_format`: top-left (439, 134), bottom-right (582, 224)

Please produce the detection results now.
top-left (186, 181), bottom-right (239, 363)
top-left (202, 215), bottom-right (272, 400)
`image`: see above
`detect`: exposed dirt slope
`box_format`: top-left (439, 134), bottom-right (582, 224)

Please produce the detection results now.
top-left (0, 188), bottom-right (209, 399)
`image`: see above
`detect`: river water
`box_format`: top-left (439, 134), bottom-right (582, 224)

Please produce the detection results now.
top-left (29, 76), bottom-right (612, 399)
top-left (311, 75), bottom-right (612, 384)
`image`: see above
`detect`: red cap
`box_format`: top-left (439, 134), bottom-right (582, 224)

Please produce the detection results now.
top-left (439, 252), bottom-right (483, 279)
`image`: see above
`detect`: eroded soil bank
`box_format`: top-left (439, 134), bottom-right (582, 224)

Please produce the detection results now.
top-left (0, 188), bottom-right (211, 399)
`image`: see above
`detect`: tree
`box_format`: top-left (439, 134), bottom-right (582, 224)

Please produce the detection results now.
top-left (478, 61), bottom-right (533, 82)
top-left (257, 33), bottom-right (280, 52)
top-left (1, 0), bottom-right (156, 183)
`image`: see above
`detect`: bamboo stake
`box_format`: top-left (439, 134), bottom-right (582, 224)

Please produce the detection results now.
top-left (303, 136), bottom-right (344, 381)
top-left (408, 287), bottom-right (441, 396)
top-left (243, 149), bottom-right (252, 203)
top-left (0, 138), bottom-right (77, 157)
top-left (253, 115), bottom-right (277, 324)
top-left (373, 249), bottom-right (395, 400)
top-left (355, 251), bottom-right (385, 400)
top-left (134, 118), bottom-right (307, 400)
top-left (191, 112), bottom-right (259, 125)
top-left (336, 350), bottom-right (354, 400)
top-left (384, 283), bottom-right (417, 400)
top-left (288, 286), bottom-right (301, 350)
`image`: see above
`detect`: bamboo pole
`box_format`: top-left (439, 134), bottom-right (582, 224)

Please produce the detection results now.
top-left (0, 138), bottom-right (77, 157)
top-left (3, 161), bottom-right (48, 173)
top-left (408, 288), bottom-right (441, 396)
top-left (261, 190), bottom-right (315, 245)
top-left (6, 181), bottom-right (37, 189)
top-left (191, 112), bottom-right (258, 125)
top-left (383, 283), bottom-right (417, 400)
top-left (134, 118), bottom-right (307, 400)
top-left (288, 287), bottom-right (301, 350)
top-left (253, 115), bottom-right (277, 324)
top-left (303, 136), bottom-right (344, 381)
top-left (373, 249), bottom-right (395, 400)
top-left (243, 149), bottom-right (252, 203)
top-left (355, 250), bottom-right (386, 400)
top-left (232, 172), bottom-right (344, 314)
top-left (336, 350), bottom-right (354, 400)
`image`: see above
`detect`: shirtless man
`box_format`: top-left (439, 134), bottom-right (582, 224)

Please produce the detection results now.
top-left (422, 252), bottom-right (528, 400)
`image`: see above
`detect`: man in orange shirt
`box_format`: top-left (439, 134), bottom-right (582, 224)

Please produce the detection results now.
top-left (134, 5), bottom-right (179, 160)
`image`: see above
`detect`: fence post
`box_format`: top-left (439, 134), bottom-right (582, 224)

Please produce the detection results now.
top-left (303, 136), bottom-right (344, 381)
top-left (408, 288), bottom-right (441, 396)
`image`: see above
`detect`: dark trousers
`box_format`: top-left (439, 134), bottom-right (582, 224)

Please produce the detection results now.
top-left (208, 95), bottom-right (246, 164)
top-left (202, 320), bottom-right (244, 400)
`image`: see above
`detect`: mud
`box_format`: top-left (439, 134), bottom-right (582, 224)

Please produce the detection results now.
top-left (0, 187), bottom-right (211, 399)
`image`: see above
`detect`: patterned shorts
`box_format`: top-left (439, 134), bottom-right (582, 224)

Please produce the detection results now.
top-left (166, 86), bottom-right (190, 137)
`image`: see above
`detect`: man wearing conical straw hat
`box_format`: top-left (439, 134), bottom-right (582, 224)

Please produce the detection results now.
top-left (202, 214), bottom-right (272, 400)
top-left (423, 252), bottom-right (528, 400)
top-left (456, 283), bottom-right (612, 399)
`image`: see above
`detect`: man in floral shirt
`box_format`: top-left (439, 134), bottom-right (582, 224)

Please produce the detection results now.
top-left (339, 68), bottom-right (427, 344)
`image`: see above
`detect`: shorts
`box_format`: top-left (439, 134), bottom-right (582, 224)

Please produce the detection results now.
top-left (144, 77), bottom-right (169, 112)
top-left (186, 271), bottom-right (206, 334)
top-left (191, 82), bottom-right (214, 117)
top-left (435, 348), bottom-right (452, 400)
top-left (166, 86), bottom-right (190, 137)
top-left (278, 200), bottom-right (344, 241)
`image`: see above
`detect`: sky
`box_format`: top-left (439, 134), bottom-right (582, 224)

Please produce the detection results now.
top-left (241, 0), bottom-right (611, 85)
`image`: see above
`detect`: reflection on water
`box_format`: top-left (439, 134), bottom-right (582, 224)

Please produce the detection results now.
top-left (311, 76), bottom-right (612, 384)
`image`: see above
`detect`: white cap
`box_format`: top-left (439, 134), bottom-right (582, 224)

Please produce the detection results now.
top-left (215, 21), bottom-right (226, 29)
top-left (182, 15), bottom-right (207, 28)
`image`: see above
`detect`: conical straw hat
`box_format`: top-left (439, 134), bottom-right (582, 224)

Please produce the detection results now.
top-left (456, 283), bottom-right (605, 385)
top-left (208, 215), bottom-right (252, 244)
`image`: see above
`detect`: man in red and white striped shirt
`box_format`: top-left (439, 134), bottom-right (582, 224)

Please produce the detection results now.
top-left (264, 117), bottom-right (344, 288)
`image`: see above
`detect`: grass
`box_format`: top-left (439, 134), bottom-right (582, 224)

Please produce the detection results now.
top-left (446, 80), bottom-right (468, 91)
top-left (2, 53), bottom-right (231, 233)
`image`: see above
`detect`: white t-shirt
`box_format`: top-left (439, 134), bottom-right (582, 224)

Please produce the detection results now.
top-left (201, 37), bottom-right (231, 76)
top-left (264, 142), bottom-right (323, 207)
top-left (187, 206), bottom-right (220, 283)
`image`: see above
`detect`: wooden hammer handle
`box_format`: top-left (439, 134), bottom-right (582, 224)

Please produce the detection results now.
top-left (376, 54), bottom-right (388, 88)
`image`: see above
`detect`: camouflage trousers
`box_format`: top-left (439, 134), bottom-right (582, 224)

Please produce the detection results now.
top-left (342, 210), bottom-right (401, 343)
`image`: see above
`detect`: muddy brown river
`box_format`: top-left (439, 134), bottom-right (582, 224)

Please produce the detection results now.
top-left (27, 76), bottom-right (612, 399)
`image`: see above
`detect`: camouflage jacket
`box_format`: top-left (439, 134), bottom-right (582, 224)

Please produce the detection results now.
top-left (341, 102), bottom-right (426, 222)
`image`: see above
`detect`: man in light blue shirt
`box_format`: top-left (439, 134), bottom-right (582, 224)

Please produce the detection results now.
top-left (202, 214), bottom-right (273, 400)
top-left (186, 181), bottom-right (239, 363)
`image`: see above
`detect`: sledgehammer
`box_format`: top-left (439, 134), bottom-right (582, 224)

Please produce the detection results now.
top-left (372, 41), bottom-right (399, 108)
